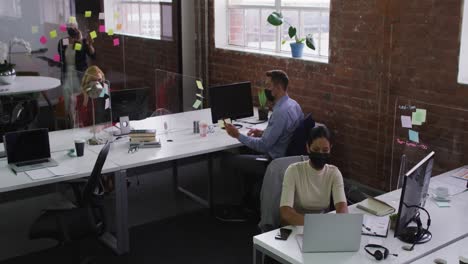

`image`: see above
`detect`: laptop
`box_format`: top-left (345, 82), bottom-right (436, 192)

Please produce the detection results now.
top-left (296, 214), bottom-right (363, 253)
top-left (4, 128), bottom-right (58, 173)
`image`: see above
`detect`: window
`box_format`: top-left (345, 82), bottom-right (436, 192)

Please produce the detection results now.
top-left (0, 0), bottom-right (21, 18)
top-left (215, 0), bottom-right (330, 62)
top-left (41, 0), bottom-right (71, 24)
top-left (459, 0), bottom-right (468, 84)
top-left (104, 0), bottom-right (173, 40)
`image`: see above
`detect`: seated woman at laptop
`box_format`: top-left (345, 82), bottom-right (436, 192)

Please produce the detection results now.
top-left (280, 126), bottom-right (348, 226)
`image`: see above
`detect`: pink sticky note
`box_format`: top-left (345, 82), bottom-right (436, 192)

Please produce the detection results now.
top-left (113, 38), bottom-right (120, 47)
top-left (59, 24), bottom-right (67, 32)
top-left (40, 36), bottom-right (47, 45)
top-left (99, 25), bottom-right (106, 33)
top-left (53, 54), bottom-right (60, 62)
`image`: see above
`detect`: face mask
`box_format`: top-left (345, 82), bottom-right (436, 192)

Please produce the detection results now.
top-left (86, 81), bottom-right (104, 99)
top-left (308, 152), bottom-right (330, 170)
top-left (264, 89), bottom-right (275, 102)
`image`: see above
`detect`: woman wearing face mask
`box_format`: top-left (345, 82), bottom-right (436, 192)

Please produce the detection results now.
top-left (75, 66), bottom-right (106, 127)
top-left (279, 126), bottom-right (348, 226)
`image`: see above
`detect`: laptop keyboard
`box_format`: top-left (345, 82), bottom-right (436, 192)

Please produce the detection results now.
top-left (16, 159), bottom-right (50, 167)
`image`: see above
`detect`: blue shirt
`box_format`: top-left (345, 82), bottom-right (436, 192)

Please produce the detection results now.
top-left (238, 95), bottom-right (303, 159)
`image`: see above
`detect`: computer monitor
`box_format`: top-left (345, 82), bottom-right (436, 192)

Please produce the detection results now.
top-left (209, 82), bottom-right (253, 124)
top-left (111, 88), bottom-right (150, 123)
top-left (394, 151), bottom-right (435, 244)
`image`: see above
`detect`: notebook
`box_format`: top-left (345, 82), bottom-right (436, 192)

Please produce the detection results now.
top-left (361, 214), bottom-right (390, 237)
top-left (356, 197), bottom-right (395, 216)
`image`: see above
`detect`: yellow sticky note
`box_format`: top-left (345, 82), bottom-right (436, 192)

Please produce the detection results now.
top-left (69, 16), bottom-right (76, 24)
top-left (196, 80), bottom-right (204, 90)
top-left (117, 24), bottom-right (122, 30)
top-left (49, 30), bottom-right (57, 39)
top-left (107, 29), bottom-right (114, 36)
top-left (74, 43), bottom-right (82, 51)
top-left (193, 99), bottom-right (202, 109)
top-left (90, 31), bottom-right (97, 39)
top-left (218, 118), bottom-right (232, 128)
top-left (85, 11), bottom-right (92, 18)
top-left (114, 12), bottom-right (120, 19)
top-left (31, 26), bottom-right (38, 34)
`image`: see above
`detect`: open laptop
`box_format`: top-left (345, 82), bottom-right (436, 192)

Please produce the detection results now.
top-left (4, 128), bottom-right (58, 173)
top-left (296, 214), bottom-right (363, 253)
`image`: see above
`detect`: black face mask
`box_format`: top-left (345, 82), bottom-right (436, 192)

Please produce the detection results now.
top-left (264, 89), bottom-right (275, 102)
top-left (308, 152), bottom-right (330, 170)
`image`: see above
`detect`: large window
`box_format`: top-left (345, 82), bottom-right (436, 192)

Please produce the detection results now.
top-left (104, 0), bottom-right (173, 40)
top-left (0, 0), bottom-right (21, 18)
top-left (216, 0), bottom-right (330, 61)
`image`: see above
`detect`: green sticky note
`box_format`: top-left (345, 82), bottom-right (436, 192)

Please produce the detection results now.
top-left (74, 43), bottom-right (82, 51)
top-left (415, 109), bottom-right (427, 122)
top-left (193, 99), bottom-right (202, 109)
top-left (107, 29), bottom-right (114, 36)
top-left (412, 112), bottom-right (423, 125)
top-left (69, 16), bottom-right (76, 24)
top-left (196, 80), bottom-right (204, 90)
top-left (90, 31), bottom-right (97, 39)
top-left (85, 11), bottom-right (92, 18)
top-left (31, 26), bottom-right (38, 34)
top-left (436, 201), bottom-right (451, 208)
top-left (49, 30), bottom-right (57, 39)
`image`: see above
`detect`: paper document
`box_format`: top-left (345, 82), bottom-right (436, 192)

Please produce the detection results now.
top-left (430, 177), bottom-right (466, 196)
top-left (26, 169), bottom-right (55, 180)
top-left (362, 215), bottom-right (390, 237)
top-left (48, 166), bottom-right (77, 176)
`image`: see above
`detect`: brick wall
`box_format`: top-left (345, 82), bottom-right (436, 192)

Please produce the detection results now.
top-left (202, 0), bottom-right (468, 190)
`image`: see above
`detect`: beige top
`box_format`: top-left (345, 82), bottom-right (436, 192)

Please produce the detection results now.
top-left (280, 161), bottom-right (347, 214)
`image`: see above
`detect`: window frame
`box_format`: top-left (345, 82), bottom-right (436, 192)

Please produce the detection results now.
top-left (220, 0), bottom-right (330, 62)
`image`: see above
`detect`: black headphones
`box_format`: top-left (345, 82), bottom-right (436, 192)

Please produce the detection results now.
top-left (364, 244), bottom-right (398, 261)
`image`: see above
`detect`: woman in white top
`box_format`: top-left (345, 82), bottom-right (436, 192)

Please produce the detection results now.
top-left (280, 126), bottom-right (348, 226)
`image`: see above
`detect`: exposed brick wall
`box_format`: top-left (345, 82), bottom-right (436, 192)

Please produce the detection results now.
top-left (202, 0), bottom-right (468, 190)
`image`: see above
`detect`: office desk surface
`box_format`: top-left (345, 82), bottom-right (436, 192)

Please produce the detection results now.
top-left (0, 148), bottom-right (120, 193)
top-left (253, 169), bottom-right (468, 264)
top-left (412, 236), bottom-right (468, 264)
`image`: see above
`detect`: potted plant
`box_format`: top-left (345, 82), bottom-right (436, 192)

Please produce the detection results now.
top-left (0, 38), bottom-right (31, 85)
top-left (258, 88), bottom-right (269, 121)
top-left (267, 12), bottom-right (316, 58)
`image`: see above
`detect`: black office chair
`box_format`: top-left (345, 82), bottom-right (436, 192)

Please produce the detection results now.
top-left (285, 113), bottom-right (316, 156)
top-left (29, 141), bottom-right (111, 263)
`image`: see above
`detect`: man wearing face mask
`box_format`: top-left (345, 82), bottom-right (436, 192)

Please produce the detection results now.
top-left (222, 70), bottom-right (303, 218)
top-left (279, 126), bottom-right (348, 226)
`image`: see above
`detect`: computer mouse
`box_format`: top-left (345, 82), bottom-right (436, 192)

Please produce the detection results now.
top-left (433, 258), bottom-right (447, 264)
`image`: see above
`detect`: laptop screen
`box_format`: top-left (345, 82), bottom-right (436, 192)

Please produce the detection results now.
top-left (4, 129), bottom-right (51, 164)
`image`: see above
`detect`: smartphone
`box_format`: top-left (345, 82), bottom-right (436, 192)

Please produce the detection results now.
top-left (275, 228), bottom-right (292, 240)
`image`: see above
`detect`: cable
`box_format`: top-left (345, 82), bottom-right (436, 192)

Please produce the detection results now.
top-left (401, 203), bottom-right (432, 251)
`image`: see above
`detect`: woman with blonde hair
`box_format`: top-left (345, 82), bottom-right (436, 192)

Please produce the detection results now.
top-left (76, 65), bottom-right (107, 127)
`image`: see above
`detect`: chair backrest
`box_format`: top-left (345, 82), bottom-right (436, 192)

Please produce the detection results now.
top-left (82, 141), bottom-right (111, 206)
top-left (285, 113), bottom-right (316, 156)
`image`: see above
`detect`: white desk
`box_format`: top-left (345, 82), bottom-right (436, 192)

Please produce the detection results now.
top-left (412, 236), bottom-right (468, 264)
top-left (253, 169), bottom-right (468, 264)
top-left (0, 76), bottom-right (60, 95)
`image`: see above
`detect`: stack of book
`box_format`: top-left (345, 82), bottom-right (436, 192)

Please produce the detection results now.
top-left (129, 129), bottom-right (161, 148)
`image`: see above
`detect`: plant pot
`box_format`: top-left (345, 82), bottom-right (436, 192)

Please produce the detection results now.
top-left (258, 108), bottom-right (269, 121)
top-left (290, 42), bottom-right (305, 58)
top-left (0, 68), bottom-right (16, 85)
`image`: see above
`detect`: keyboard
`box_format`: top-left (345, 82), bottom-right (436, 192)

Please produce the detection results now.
top-left (16, 159), bottom-right (50, 167)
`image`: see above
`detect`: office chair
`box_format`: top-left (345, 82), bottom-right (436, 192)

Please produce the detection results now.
top-left (29, 141), bottom-right (111, 264)
top-left (285, 113), bottom-right (316, 156)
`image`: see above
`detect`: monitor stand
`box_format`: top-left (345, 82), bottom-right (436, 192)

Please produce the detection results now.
top-left (397, 226), bottom-right (432, 244)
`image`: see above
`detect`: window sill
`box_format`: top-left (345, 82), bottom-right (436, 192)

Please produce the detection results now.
top-left (216, 45), bottom-right (329, 64)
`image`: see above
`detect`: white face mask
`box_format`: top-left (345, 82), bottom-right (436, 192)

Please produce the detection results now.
top-left (86, 81), bottom-right (103, 99)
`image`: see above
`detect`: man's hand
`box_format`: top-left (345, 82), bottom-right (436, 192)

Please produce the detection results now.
top-left (247, 128), bottom-right (263, 138)
top-left (225, 123), bottom-right (240, 139)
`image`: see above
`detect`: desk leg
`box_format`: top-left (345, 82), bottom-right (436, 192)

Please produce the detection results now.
top-left (208, 153), bottom-right (214, 215)
top-left (172, 160), bottom-right (178, 195)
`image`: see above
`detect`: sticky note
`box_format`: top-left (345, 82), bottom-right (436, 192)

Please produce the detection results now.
top-left (85, 11), bottom-right (92, 18)
top-left (401, 115), bottom-right (412, 128)
top-left (196, 80), bottom-right (204, 90)
top-left (117, 23), bottom-right (122, 30)
top-left (49, 30), bottom-right (57, 39)
top-left (62, 38), bottom-right (69, 46)
top-left (99, 12), bottom-right (105, 20)
top-left (59, 24), bottom-right (67, 32)
top-left (105, 98), bottom-right (110, 109)
top-left (53, 54), bottom-right (60, 62)
top-left (436, 201), bottom-right (451, 208)
top-left (99, 25), bottom-right (106, 33)
top-left (107, 29), bottom-right (114, 36)
top-left (113, 38), bottom-right (120, 46)
top-left (196, 93), bottom-right (204, 98)
top-left (31, 26), bottom-right (38, 34)
top-left (412, 112), bottom-right (422, 126)
top-left (90, 31), bottom-right (97, 39)
top-left (74, 43), bottom-right (82, 51)
top-left (415, 109), bottom-right (427, 122)
top-left (69, 16), bottom-right (76, 24)
top-left (39, 36), bottom-right (47, 45)
top-left (409, 130), bottom-right (419, 143)
top-left (192, 99), bottom-right (202, 109)
top-left (114, 12), bottom-right (120, 19)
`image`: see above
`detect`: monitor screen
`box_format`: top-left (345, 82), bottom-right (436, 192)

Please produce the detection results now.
top-left (395, 151), bottom-right (434, 238)
top-left (209, 82), bottom-right (254, 124)
top-left (111, 88), bottom-right (150, 123)
top-left (4, 128), bottom-right (51, 164)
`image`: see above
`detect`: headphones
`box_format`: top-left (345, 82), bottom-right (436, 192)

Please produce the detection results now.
top-left (364, 244), bottom-right (398, 261)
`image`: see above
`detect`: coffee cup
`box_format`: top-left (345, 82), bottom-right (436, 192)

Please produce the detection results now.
top-left (434, 186), bottom-right (449, 200)
top-left (74, 139), bottom-right (85, 157)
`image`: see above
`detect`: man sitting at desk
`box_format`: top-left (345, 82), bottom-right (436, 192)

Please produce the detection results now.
top-left (224, 70), bottom-right (303, 215)
top-left (280, 126), bottom-right (348, 226)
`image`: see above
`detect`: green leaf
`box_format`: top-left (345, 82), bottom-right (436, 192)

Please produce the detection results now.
top-left (288, 26), bottom-right (297, 39)
top-left (281, 39), bottom-right (287, 45)
top-left (258, 89), bottom-right (267, 107)
top-left (267, 12), bottom-right (283, 26)
top-left (306, 34), bottom-right (316, 50)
